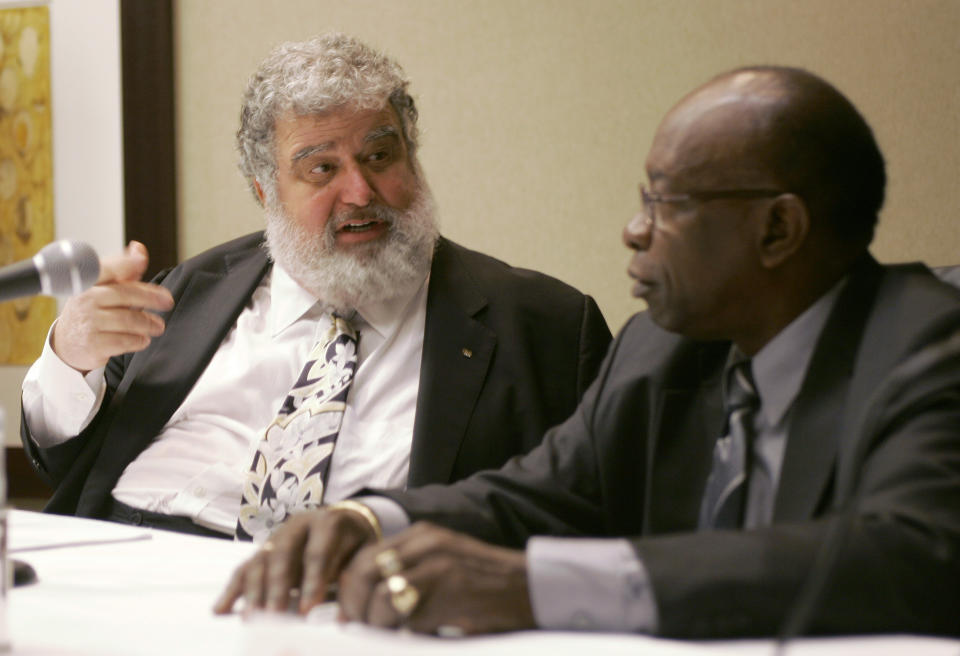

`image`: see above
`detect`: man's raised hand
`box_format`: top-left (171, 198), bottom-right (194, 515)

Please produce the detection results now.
top-left (51, 241), bottom-right (174, 373)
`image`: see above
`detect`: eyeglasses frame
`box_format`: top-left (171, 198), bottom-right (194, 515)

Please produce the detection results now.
top-left (638, 184), bottom-right (786, 227)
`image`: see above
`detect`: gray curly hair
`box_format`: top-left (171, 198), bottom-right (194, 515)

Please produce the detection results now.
top-left (237, 33), bottom-right (419, 206)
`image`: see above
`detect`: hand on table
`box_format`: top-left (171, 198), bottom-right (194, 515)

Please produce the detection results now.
top-left (51, 241), bottom-right (174, 373)
top-left (339, 522), bottom-right (535, 635)
top-left (213, 507), bottom-right (379, 615)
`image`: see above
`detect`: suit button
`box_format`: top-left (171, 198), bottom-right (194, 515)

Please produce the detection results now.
top-left (131, 511), bottom-right (143, 525)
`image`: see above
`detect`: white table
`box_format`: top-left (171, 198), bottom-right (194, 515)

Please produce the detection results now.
top-left (6, 510), bottom-right (959, 656)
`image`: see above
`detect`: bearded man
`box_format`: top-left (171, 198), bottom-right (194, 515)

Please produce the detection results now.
top-left (20, 33), bottom-right (610, 540)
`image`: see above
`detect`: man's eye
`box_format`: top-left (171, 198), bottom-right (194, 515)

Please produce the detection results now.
top-left (310, 163), bottom-right (334, 175)
top-left (367, 150), bottom-right (389, 162)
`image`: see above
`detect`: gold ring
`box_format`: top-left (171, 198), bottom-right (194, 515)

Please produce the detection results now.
top-left (261, 541), bottom-right (276, 553)
top-left (375, 548), bottom-right (403, 578)
top-left (386, 574), bottom-right (420, 617)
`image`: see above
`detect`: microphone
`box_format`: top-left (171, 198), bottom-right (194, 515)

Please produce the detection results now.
top-left (0, 240), bottom-right (100, 303)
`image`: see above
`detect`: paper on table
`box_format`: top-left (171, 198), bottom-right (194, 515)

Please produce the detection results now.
top-left (9, 509), bottom-right (153, 553)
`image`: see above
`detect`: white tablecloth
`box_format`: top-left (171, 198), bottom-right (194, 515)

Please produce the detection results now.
top-left (5, 510), bottom-right (959, 656)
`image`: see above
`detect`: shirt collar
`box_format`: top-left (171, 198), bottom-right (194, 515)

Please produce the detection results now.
top-left (354, 273), bottom-right (430, 342)
top-left (750, 278), bottom-right (847, 428)
top-left (269, 264), bottom-right (323, 337)
top-left (269, 262), bottom-right (429, 340)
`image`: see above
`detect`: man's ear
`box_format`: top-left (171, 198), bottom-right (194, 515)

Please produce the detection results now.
top-left (253, 179), bottom-right (266, 207)
top-left (757, 193), bottom-right (809, 268)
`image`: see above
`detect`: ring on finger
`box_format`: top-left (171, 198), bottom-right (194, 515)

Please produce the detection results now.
top-left (386, 574), bottom-right (420, 618)
top-left (375, 548), bottom-right (403, 578)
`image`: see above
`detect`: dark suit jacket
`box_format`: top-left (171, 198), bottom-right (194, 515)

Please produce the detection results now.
top-left (22, 233), bottom-right (611, 519)
top-left (377, 256), bottom-right (960, 638)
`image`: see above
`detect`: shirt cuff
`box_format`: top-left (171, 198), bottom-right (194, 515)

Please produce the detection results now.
top-left (527, 537), bottom-right (658, 633)
top-left (21, 320), bottom-right (106, 447)
top-left (351, 496), bottom-right (411, 537)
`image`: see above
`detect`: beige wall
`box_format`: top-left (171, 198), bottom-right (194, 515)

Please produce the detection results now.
top-left (177, 0), bottom-right (960, 334)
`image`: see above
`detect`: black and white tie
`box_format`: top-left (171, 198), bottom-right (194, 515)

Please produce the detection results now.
top-left (236, 314), bottom-right (358, 542)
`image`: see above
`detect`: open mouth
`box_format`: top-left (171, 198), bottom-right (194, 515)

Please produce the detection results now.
top-left (339, 220), bottom-right (381, 233)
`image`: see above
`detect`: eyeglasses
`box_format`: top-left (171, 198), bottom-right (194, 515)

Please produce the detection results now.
top-left (638, 184), bottom-right (785, 227)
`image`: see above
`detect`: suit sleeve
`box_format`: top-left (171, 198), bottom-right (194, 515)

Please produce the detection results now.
top-left (635, 330), bottom-right (960, 638)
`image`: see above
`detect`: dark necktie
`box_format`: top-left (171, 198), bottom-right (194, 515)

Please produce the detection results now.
top-left (698, 355), bottom-right (759, 530)
top-left (236, 314), bottom-right (358, 542)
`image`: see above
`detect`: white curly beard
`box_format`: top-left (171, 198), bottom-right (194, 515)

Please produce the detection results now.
top-left (263, 181), bottom-right (439, 312)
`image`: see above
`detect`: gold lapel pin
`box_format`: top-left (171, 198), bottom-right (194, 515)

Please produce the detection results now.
top-left (461, 347), bottom-right (473, 358)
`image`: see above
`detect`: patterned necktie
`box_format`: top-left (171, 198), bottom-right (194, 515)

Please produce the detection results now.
top-left (698, 355), bottom-right (759, 530)
top-left (236, 314), bottom-right (359, 542)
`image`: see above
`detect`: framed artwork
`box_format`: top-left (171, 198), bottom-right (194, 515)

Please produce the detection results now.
top-left (0, 4), bottom-right (54, 365)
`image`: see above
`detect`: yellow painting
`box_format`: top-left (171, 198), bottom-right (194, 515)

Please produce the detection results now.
top-left (0, 5), bottom-right (54, 364)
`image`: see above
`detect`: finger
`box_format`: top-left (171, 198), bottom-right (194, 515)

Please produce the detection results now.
top-left (90, 305), bottom-right (167, 337)
top-left (300, 531), bottom-right (331, 612)
top-left (337, 541), bottom-right (390, 621)
top-left (242, 555), bottom-right (268, 613)
top-left (299, 511), bottom-right (375, 614)
top-left (97, 241), bottom-right (150, 284)
top-left (51, 304), bottom-right (168, 371)
top-left (128, 240), bottom-right (148, 259)
top-left (91, 280), bottom-right (175, 313)
top-left (264, 525), bottom-right (309, 612)
top-left (214, 555), bottom-right (262, 614)
top-left (364, 576), bottom-right (406, 628)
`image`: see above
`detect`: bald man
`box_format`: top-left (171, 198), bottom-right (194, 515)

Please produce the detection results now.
top-left (215, 66), bottom-right (960, 639)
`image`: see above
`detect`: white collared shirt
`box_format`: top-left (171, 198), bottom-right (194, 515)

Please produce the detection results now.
top-left (22, 264), bottom-right (428, 534)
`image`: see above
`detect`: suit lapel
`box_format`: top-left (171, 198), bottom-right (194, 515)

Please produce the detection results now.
top-left (407, 239), bottom-right (496, 486)
top-left (646, 344), bottom-right (727, 534)
top-left (79, 246), bottom-right (270, 513)
top-left (774, 256), bottom-right (883, 521)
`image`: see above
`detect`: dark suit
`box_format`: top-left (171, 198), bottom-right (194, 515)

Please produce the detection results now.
top-left (376, 256), bottom-right (960, 638)
top-left (22, 232), bottom-right (611, 520)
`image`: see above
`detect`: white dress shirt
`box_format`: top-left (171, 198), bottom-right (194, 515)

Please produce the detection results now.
top-left (22, 264), bottom-right (428, 535)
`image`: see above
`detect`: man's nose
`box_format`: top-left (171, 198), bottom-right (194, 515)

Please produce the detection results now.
top-left (623, 212), bottom-right (653, 250)
top-left (339, 163), bottom-right (375, 207)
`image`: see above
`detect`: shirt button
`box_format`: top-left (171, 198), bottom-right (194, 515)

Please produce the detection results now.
top-left (194, 487), bottom-right (206, 497)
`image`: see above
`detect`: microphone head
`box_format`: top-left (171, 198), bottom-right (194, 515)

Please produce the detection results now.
top-left (34, 240), bottom-right (100, 296)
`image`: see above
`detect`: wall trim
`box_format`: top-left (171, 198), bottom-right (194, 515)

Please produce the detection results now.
top-left (120, 0), bottom-right (178, 278)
